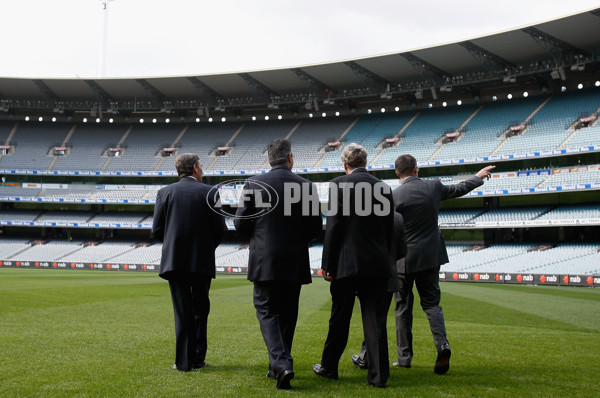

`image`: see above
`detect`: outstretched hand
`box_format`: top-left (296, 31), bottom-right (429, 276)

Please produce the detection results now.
top-left (476, 165), bottom-right (495, 181)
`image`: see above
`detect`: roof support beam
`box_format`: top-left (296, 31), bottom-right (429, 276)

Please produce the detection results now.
top-left (134, 78), bottom-right (167, 107)
top-left (83, 80), bottom-right (116, 107)
top-left (343, 61), bottom-right (389, 92)
top-left (238, 73), bottom-right (278, 100)
top-left (459, 41), bottom-right (517, 72)
top-left (186, 77), bottom-right (224, 106)
top-left (399, 52), bottom-right (452, 86)
top-left (289, 68), bottom-right (333, 96)
top-left (31, 79), bottom-right (60, 106)
top-left (521, 27), bottom-right (589, 61)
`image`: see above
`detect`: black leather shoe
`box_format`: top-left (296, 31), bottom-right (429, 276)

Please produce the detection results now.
top-left (276, 369), bottom-right (294, 390)
top-left (392, 361), bottom-right (411, 368)
top-left (434, 344), bottom-right (451, 374)
top-left (171, 364), bottom-right (191, 372)
top-left (366, 381), bottom-right (386, 388)
top-left (351, 354), bottom-right (368, 369)
top-left (193, 361), bottom-right (207, 369)
top-left (313, 364), bottom-right (338, 380)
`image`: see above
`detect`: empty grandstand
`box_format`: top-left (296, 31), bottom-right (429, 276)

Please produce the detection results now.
top-left (1, 8), bottom-right (599, 286)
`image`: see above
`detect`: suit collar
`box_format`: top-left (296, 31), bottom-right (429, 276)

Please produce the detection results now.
top-left (270, 164), bottom-right (291, 172)
top-left (401, 175), bottom-right (418, 184)
top-left (180, 176), bottom-right (197, 183)
top-left (350, 167), bottom-right (368, 174)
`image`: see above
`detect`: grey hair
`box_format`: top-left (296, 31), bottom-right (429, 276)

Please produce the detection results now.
top-left (267, 138), bottom-right (292, 166)
top-left (175, 153), bottom-right (200, 177)
top-left (340, 143), bottom-right (367, 169)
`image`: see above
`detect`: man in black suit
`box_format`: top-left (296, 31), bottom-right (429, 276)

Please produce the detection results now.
top-left (313, 143), bottom-right (394, 388)
top-left (152, 153), bottom-right (226, 372)
top-left (351, 211), bottom-right (407, 369)
top-left (234, 138), bottom-right (322, 390)
top-left (392, 154), bottom-right (494, 374)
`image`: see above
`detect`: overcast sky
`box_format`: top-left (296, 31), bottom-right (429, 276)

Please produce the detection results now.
top-left (1, 0), bottom-right (599, 79)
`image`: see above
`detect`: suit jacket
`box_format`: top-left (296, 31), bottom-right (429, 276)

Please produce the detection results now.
top-left (152, 177), bottom-right (226, 280)
top-left (234, 165), bottom-right (322, 284)
top-left (387, 211), bottom-right (407, 292)
top-left (392, 175), bottom-right (483, 274)
top-left (321, 168), bottom-right (395, 280)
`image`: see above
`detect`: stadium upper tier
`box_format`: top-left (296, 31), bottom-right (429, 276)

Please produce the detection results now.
top-left (1, 203), bottom-right (598, 230)
top-left (1, 163), bottom-right (598, 206)
top-left (0, 90), bottom-right (598, 175)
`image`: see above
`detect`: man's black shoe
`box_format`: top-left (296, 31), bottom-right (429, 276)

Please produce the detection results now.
top-left (366, 381), bottom-right (386, 388)
top-left (392, 361), bottom-right (411, 368)
top-left (434, 344), bottom-right (451, 375)
top-left (171, 364), bottom-right (191, 372)
top-left (276, 369), bottom-right (294, 390)
top-left (351, 354), bottom-right (368, 370)
top-left (193, 361), bottom-right (207, 369)
top-left (312, 364), bottom-right (338, 380)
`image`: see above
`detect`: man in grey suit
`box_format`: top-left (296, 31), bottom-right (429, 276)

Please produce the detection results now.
top-left (235, 138), bottom-right (322, 390)
top-left (152, 153), bottom-right (226, 372)
top-left (392, 154), bottom-right (494, 374)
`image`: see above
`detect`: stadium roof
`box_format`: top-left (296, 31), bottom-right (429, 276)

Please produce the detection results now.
top-left (1, 8), bottom-right (599, 117)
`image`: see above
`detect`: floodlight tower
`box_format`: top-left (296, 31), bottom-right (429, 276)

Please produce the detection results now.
top-left (97, 0), bottom-right (115, 78)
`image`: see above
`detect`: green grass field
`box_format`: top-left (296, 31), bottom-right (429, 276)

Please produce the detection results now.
top-left (1, 269), bottom-right (599, 397)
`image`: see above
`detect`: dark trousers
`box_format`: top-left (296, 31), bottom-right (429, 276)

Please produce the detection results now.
top-left (168, 275), bottom-right (212, 371)
top-left (321, 276), bottom-right (389, 386)
top-left (357, 292), bottom-right (393, 366)
top-left (253, 280), bottom-right (302, 377)
top-left (394, 266), bottom-right (447, 366)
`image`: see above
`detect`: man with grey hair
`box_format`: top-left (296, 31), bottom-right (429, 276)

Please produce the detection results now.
top-left (313, 143), bottom-right (394, 388)
top-left (235, 138), bottom-right (322, 390)
top-left (153, 153), bottom-right (226, 372)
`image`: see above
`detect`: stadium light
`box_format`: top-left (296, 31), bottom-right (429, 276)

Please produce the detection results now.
top-left (456, 100), bottom-right (462, 105)
top-left (252, 116), bottom-right (256, 121)
top-left (277, 115), bottom-right (282, 120)
top-left (577, 83), bottom-right (583, 89)
top-left (195, 118), bottom-right (200, 123)
top-left (492, 96), bottom-right (497, 101)
top-left (96, 118), bottom-right (100, 123)
top-left (507, 94), bottom-right (513, 99)
top-left (442, 102), bottom-right (447, 107)
top-left (321, 112), bottom-right (326, 117)
top-left (83, 118), bottom-right (88, 123)
top-left (139, 118), bottom-right (144, 123)
top-left (596, 81), bottom-right (600, 87)
top-left (523, 91), bottom-right (529, 97)
top-left (52, 117), bottom-right (57, 122)
top-left (165, 118), bottom-right (170, 123)
top-left (394, 106), bottom-right (400, 112)
top-left (208, 117), bottom-right (213, 122)
top-left (367, 109), bottom-right (372, 114)
top-left (561, 86), bottom-right (567, 92)
top-left (38, 117), bottom-right (43, 122)
top-left (109, 118), bottom-right (114, 123)
top-left (221, 117), bottom-right (226, 122)
top-left (309, 113), bottom-right (313, 118)
top-left (335, 111), bottom-right (340, 117)
top-left (152, 118), bottom-right (157, 123)
top-left (25, 116), bottom-right (30, 121)
top-left (380, 108), bottom-right (386, 113)
top-left (428, 103), bottom-right (433, 108)
top-left (265, 116), bottom-right (269, 120)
